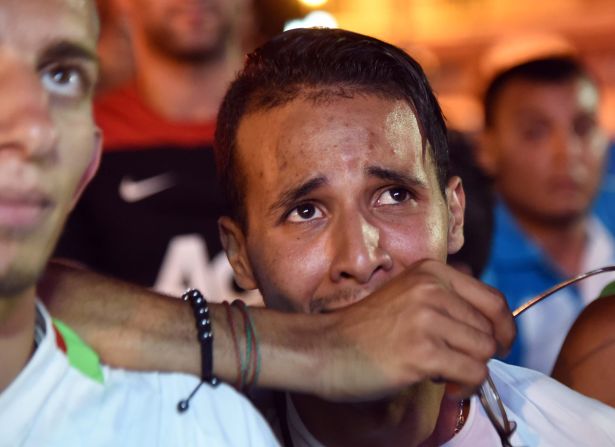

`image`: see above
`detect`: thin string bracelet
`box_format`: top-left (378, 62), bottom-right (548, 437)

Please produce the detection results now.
top-left (223, 301), bottom-right (243, 389)
top-left (177, 289), bottom-right (219, 413)
top-left (246, 306), bottom-right (261, 388)
top-left (233, 300), bottom-right (260, 389)
top-left (241, 304), bottom-right (254, 388)
top-left (232, 300), bottom-right (252, 388)
top-left (239, 302), bottom-right (260, 388)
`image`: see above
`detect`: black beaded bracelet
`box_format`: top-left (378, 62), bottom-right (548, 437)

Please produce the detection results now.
top-left (183, 288), bottom-right (219, 386)
top-left (177, 289), bottom-right (219, 413)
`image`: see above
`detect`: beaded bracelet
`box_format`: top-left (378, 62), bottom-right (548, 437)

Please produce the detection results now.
top-left (184, 288), bottom-right (218, 386)
top-left (177, 288), bottom-right (219, 413)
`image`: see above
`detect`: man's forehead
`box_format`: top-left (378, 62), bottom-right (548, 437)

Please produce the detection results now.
top-left (0, 0), bottom-right (98, 52)
top-left (248, 94), bottom-right (426, 167)
top-left (240, 92), bottom-right (420, 140)
top-left (500, 76), bottom-right (599, 110)
top-left (236, 94), bottom-right (431, 186)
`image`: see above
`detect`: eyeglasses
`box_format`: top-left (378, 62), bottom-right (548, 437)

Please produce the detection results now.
top-left (477, 265), bottom-right (615, 446)
top-left (478, 374), bottom-right (517, 447)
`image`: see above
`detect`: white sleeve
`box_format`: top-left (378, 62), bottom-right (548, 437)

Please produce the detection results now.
top-left (488, 360), bottom-right (615, 446)
top-left (155, 372), bottom-right (281, 446)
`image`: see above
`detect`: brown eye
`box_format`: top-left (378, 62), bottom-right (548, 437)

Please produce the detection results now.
top-left (573, 115), bottom-right (596, 138)
top-left (389, 188), bottom-right (408, 202)
top-left (377, 187), bottom-right (410, 206)
top-left (521, 124), bottom-right (549, 142)
top-left (287, 203), bottom-right (324, 223)
top-left (297, 205), bottom-right (316, 219)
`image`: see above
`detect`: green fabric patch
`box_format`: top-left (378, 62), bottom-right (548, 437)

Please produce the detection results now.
top-left (599, 281), bottom-right (615, 298)
top-left (53, 319), bottom-right (104, 384)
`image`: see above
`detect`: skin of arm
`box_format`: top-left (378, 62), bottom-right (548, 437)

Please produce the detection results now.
top-left (39, 260), bottom-right (328, 395)
top-left (551, 296), bottom-right (615, 407)
top-left (40, 259), bottom-right (514, 401)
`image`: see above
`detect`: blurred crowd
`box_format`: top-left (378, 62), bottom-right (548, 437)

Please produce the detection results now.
top-left (2, 0), bottom-right (614, 446)
top-left (60, 0), bottom-right (615, 384)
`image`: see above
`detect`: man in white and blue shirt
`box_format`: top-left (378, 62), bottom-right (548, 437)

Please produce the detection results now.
top-left (479, 52), bottom-right (615, 373)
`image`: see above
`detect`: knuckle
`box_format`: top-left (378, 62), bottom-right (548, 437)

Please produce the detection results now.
top-left (484, 283), bottom-right (505, 300)
top-left (480, 337), bottom-right (497, 359)
top-left (509, 323), bottom-right (517, 340)
top-left (492, 290), bottom-right (510, 314)
top-left (413, 335), bottom-right (439, 361)
top-left (413, 305), bottom-right (439, 328)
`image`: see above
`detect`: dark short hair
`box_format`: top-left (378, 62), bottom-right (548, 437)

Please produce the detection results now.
top-left (214, 28), bottom-right (449, 229)
top-left (446, 130), bottom-right (494, 278)
top-left (483, 56), bottom-right (596, 128)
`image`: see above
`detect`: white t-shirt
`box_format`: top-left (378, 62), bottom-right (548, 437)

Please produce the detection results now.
top-left (0, 303), bottom-right (279, 447)
top-left (286, 360), bottom-right (615, 446)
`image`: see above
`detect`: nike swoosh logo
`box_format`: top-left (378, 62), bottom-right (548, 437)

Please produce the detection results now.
top-left (119, 173), bottom-right (175, 203)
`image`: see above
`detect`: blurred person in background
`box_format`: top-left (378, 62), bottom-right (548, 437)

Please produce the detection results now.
top-left (95, 0), bottom-right (134, 93)
top-left (478, 50), bottom-right (615, 374)
top-left (592, 141), bottom-right (615, 230)
top-left (54, 0), bottom-right (298, 304)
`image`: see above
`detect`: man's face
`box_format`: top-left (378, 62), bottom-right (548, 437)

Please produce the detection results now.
top-left (220, 94), bottom-right (464, 313)
top-left (481, 77), bottom-right (607, 225)
top-left (128, 0), bottom-right (249, 62)
top-left (0, 0), bottom-right (100, 297)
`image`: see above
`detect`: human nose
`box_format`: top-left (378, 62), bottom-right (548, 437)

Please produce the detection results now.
top-left (0, 51), bottom-right (57, 162)
top-left (551, 128), bottom-right (581, 167)
top-left (329, 213), bottom-right (393, 284)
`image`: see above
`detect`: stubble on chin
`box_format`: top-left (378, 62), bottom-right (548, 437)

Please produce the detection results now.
top-left (146, 21), bottom-right (232, 64)
top-left (0, 267), bottom-right (39, 300)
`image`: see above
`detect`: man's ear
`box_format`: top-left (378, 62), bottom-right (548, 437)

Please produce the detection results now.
top-left (476, 130), bottom-right (498, 177)
top-left (218, 216), bottom-right (258, 291)
top-left (446, 175), bottom-right (465, 255)
top-left (70, 127), bottom-right (102, 210)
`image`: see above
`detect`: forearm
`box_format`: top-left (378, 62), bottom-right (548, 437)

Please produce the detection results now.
top-left (242, 305), bottom-right (333, 394)
top-left (40, 259), bottom-right (512, 402)
top-left (39, 260), bottom-right (330, 394)
top-left (40, 261), bottom-right (202, 375)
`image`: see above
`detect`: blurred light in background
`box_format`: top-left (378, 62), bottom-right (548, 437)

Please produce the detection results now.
top-left (311, 0), bottom-right (615, 134)
top-left (284, 11), bottom-right (338, 30)
top-left (298, 0), bottom-right (329, 7)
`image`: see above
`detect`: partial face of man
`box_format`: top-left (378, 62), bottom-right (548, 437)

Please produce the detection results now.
top-left (221, 94), bottom-right (464, 313)
top-left (0, 0), bottom-right (100, 297)
top-left (482, 77), bottom-right (607, 225)
top-left (128, 0), bottom-right (249, 62)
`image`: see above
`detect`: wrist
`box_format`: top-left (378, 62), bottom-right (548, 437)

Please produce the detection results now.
top-left (311, 311), bottom-right (343, 399)
top-left (210, 303), bottom-right (236, 382)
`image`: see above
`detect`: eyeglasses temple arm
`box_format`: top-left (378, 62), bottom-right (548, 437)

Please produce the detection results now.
top-left (512, 265), bottom-right (615, 318)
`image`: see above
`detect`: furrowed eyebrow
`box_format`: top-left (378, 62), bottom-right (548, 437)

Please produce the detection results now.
top-left (38, 40), bottom-right (99, 67)
top-left (268, 176), bottom-right (327, 217)
top-left (366, 166), bottom-right (427, 189)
